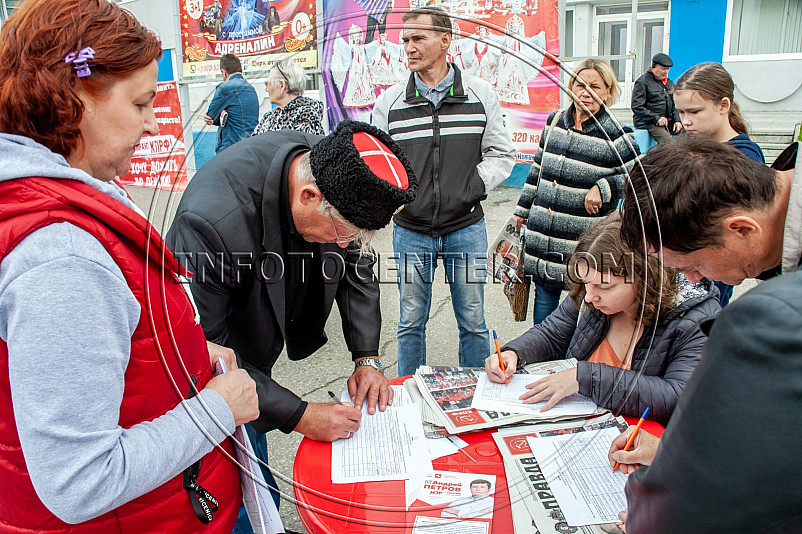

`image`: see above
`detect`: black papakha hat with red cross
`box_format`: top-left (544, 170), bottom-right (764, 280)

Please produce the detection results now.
top-left (310, 120), bottom-right (417, 230)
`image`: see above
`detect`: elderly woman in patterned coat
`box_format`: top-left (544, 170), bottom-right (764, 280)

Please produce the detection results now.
top-left (253, 57), bottom-right (325, 136)
top-left (513, 57), bottom-right (640, 324)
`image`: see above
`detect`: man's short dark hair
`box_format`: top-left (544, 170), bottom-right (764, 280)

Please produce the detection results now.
top-left (470, 479), bottom-right (491, 489)
top-left (620, 137), bottom-right (777, 253)
top-left (401, 7), bottom-right (451, 34)
top-left (220, 53), bottom-right (243, 74)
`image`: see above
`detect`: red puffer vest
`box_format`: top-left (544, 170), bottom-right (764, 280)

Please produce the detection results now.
top-left (0, 177), bottom-right (240, 533)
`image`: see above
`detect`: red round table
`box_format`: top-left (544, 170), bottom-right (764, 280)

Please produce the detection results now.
top-left (293, 378), bottom-right (664, 533)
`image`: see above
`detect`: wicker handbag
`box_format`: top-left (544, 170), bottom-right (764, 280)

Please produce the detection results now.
top-left (503, 235), bottom-right (530, 321)
top-left (503, 110), bottom-right (564, 322)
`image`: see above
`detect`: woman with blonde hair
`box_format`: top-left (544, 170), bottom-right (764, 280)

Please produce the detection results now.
top-left (513, 57), bottom-right (640, 324)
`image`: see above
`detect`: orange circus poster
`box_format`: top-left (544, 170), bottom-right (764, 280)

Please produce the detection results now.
top-left (179, 0), bottom-right (318, 78)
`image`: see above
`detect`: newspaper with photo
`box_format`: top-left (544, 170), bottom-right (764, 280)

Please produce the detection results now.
top-left (411, 363), bottom-right (607, 435)
top-left (488, 216), bottom-right (524, 287)
top-left (405, 471), bottom-right (497, 534)
top-left (492, 415), bottom-right (629, 534)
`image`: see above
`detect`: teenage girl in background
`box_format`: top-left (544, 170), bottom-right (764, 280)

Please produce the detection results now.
top-left (674, 62), bottom-right (765, 307)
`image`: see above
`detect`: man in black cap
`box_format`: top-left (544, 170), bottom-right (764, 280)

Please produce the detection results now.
top-left (631, 52), bottom-right (682, 144)
top-left (167, 120), bottom-right (416, 442)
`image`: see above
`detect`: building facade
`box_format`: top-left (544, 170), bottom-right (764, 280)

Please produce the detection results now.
top-left (563, 0), bottom-right (801, 151)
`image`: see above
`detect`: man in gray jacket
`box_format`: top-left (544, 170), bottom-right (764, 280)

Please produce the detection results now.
top-left (372, 7), bottom-right (516, 376)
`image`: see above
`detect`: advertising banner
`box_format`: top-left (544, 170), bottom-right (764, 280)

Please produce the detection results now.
top-left (320, 0), bottom-right (560, 168)
top-left (179, 0), bottom-right (318, 78)
top-left (118, 82), bottom-right (189, 191)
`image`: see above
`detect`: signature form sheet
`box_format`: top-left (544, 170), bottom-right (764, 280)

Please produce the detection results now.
top-left (527, 427), bottom-right (628, 526)
top-left (331, 391), bottom-right (431, 483)
top-left (472, 372), bottom-right (597, 417)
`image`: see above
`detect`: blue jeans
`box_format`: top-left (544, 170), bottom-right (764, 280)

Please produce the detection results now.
top-left (393, 221), bottom-right (490, 376)
top-left (231, 424), bottom-right (280, 534)
top-left (532, 284), bottom-right (562, 325)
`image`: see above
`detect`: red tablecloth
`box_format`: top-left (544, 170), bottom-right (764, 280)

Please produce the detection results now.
top-left (293, 378), bottom-right (665, 533)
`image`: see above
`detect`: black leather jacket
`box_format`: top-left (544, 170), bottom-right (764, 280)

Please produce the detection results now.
top-left (631, 70), bottom-right (681, 130)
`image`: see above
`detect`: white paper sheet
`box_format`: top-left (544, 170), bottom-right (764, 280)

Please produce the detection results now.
top-left (331, 403), bottom-right (431, 483)
top-left (526, 427), bottom-right (628, 526)
top-left (215, 358), bottom-right (283, 534)
top-left (341, 384), bottom-right (413, 408)
top-left (233, 425), bottom-right (285, 534)
top-left (471, 372), bottom-right (597, 417)
top-left (426, 436), bottom-right (460, 461)
top-left (411, 516), bottom-right (489, 534)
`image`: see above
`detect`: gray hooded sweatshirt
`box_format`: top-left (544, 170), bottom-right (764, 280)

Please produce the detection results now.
top-left (0, 133), bottom-right (235, 524)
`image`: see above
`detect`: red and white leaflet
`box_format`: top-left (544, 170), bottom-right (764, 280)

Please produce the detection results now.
top-left (406, 471), bottom-right (496, 534)
top-left (118, 81), bottom-right (189, 191)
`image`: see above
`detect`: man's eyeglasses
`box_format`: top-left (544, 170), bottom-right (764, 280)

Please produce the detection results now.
top-left (327, 210), bottom-right (359, 245)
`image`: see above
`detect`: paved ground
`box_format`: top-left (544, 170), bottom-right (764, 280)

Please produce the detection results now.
top-left (126, 184), bottom-right (755, 533)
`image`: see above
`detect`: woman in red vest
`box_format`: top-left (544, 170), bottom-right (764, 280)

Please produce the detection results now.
top-left (0, 1), bottom-right (258, 532)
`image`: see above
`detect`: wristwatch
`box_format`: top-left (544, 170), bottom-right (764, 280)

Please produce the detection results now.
top-left (355, 357), bottom-right (384, 373)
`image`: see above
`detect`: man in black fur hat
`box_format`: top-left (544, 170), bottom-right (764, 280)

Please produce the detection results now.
top-left (167, 120), bottom-right (416, 442)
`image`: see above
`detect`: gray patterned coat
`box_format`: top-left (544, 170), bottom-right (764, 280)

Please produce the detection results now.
top-left (515, 105), bottom-right (639, 289)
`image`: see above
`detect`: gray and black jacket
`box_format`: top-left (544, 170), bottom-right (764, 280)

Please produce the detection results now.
top-left (515, 105), bottom-right (639, 289)
top-left (503, 276), bottom-right (720, 426)
top-left (373, 64), bottom-right (516, 236)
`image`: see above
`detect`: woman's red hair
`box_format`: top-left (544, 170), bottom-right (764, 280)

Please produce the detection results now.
top-left (0, 0), bottom-right (162, 158)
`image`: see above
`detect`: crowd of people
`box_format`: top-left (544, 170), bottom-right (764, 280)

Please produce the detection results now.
top-left (0, 1), bottom-right (800, 532)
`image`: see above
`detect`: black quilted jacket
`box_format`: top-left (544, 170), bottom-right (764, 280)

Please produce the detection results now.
top-left (503, 277), bottom-right (720, 425)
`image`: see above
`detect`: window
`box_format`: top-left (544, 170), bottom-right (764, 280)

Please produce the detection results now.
top-left (730, 0), bottom-right (802, 55)
top-left (1, 0), bottom-right (21, 17)
top-left (595, 3), bottom-right (668, 16)
top-left (564, 9), bottom-right (574, 58)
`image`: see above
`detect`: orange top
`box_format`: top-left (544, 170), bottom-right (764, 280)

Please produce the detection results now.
top-left (588, 338), bottom-right (631, 370)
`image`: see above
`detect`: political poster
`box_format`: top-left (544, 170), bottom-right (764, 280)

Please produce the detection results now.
top-left (179, 0), bottom-right (317, 78)
top-left (320, 0), bottom-right (560, 169)
top-left (118, 82), bottom-right (189, 191)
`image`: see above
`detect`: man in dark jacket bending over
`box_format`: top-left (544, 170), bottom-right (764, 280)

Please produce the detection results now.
top-left (167, 120), bottom-right (416, 441)
top-left (611, 138), bottom-right (801, 532)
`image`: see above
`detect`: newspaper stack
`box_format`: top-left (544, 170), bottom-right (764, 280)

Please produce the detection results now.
top-left (487, 215), bottom-right (524, 286)
top-left (405, 361), bottom-right (607, 436)
top-left (492, 414), bottom-right (629, 534)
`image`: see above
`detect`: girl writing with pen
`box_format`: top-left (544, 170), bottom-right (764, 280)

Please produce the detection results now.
top-left (484, 214), bottom-right (720, 425)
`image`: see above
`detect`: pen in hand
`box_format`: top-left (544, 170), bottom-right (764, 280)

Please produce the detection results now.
top-left (613, 407), bottom-right (650, 472)
top-left (328, 390), bottom-right (344, 405)
top-left (492, 330), bottom-right (508, 385)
